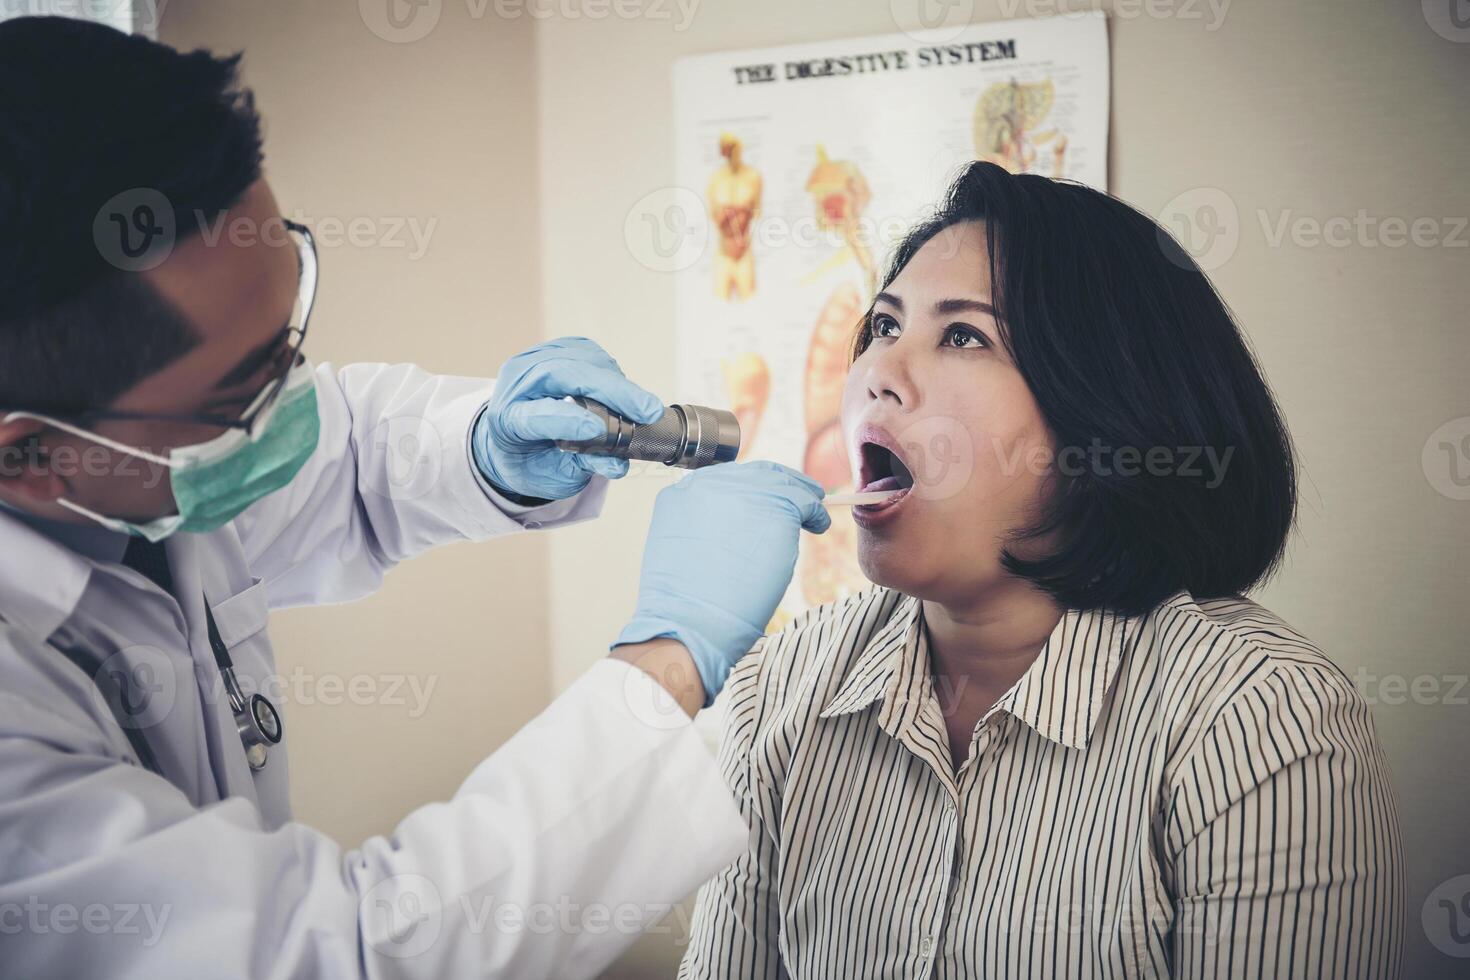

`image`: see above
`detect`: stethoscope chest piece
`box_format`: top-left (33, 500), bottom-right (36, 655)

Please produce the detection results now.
top-left (236, 689), bottom-right (283, 772)
top-left (204, 599), bottom-right (284, 773)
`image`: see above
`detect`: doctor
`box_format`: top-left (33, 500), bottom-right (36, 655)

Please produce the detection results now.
top-left (0, 16), bottom-right (830, 980)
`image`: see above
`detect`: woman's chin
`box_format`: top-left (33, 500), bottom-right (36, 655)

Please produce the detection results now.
top-left (856, 541), bottom-right (925, 595)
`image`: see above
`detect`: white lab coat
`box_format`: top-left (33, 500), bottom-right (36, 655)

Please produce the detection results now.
top-left (0, 363), bottom-right (745, 980)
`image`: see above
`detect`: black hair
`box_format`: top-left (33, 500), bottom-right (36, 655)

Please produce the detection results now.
top-left (854, 161), bottom-right (1298, 616)
top-left (0, 16), bottom-right (264, 414)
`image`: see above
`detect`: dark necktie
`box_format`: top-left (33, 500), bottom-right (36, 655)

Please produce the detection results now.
top-left (122, 537), bottom-right (175, 596)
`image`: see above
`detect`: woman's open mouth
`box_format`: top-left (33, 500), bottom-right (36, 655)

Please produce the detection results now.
top-left (853, 433), bottom-right (916, 529)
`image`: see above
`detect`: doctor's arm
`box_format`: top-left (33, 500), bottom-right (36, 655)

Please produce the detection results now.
top-left (0, 649), bottom-right (738, 980)
top-left (236, 338), bottom-right (661, 608)
top-left (0, 462), bottom-right (828, 980)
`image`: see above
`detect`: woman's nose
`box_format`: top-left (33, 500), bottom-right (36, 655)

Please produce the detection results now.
top-left (864, 343), bottom-right (919, 410)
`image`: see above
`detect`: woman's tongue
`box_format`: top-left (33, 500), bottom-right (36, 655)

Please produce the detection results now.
top-left (862, 455), bottom-right (915, 494)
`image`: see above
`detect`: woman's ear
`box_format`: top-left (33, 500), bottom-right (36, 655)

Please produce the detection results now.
top-left (0, 418), bottom-right (66, 506)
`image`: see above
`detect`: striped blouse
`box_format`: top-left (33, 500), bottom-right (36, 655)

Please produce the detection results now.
top-left (679, 586), bottom-right (1404, 979)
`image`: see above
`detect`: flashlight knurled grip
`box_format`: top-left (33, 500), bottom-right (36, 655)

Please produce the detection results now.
top-left (554, 397), bottom-right (740, 469)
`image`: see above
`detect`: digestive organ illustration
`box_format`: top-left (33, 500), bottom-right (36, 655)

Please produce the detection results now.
top-left (708, 133), bottom-right (763, 301)
top-left (803, 145), bottom-right (876, 297)
top-left (974, 78), bottom-right (1069, 178)
top-left (799, 236), bottom-right (870, 606)
top-left (721, 351), bottom-right (770, 460)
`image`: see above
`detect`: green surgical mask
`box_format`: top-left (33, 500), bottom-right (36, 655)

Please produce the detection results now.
top-left (14, 362), bottom-right (321, 542)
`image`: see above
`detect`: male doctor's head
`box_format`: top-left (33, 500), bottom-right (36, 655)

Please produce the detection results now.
top-left (0, 16), bottom-right (305, 527)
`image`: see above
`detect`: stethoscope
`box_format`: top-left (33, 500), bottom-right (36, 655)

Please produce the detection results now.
top-left (54, 593), bottom-right (284, 778)
top-left (202, 599), bottom-right (283, 771)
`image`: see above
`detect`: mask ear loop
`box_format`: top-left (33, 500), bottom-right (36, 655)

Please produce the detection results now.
top-left (2, 412), bottom-right (185, 540)
top-left (1, 411), bottom-right (178, 469)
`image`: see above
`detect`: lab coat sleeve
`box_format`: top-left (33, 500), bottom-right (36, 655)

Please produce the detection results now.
top-left (0, 659), bottom-right (746, 980)
top-left (235, 362), bottom-right (608, 609)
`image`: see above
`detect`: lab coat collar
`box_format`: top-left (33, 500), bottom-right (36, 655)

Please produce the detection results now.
top-left (0, 499), bottom-right (130, 564)
top-left (819, 588), bottom-right (1181, 750)
top-left (0, 506), bottom-right (106, 640)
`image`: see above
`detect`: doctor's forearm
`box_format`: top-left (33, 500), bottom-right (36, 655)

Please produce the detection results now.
top-left (610, 638), bottom-right (705, 717)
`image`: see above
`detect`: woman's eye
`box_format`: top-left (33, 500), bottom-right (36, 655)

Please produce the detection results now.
top-left (946, 325), bottom-right (987, 349)
top-left (871, 314), bottom-right (901, 339)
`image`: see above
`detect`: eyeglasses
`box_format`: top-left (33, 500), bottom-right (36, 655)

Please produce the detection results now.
top-left (2, 220), bottom-right (318, 439)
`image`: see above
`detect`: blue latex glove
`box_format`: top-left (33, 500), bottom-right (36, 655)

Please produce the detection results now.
top-left (613, 461), bottom-right (831, 705)
top-left (472, 337), bottom-right (664, 501)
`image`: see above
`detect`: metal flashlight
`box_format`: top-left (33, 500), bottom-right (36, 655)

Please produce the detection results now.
top-left (553, 396), bottom-right (740, 469)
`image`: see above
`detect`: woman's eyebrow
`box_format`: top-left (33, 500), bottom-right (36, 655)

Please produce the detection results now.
top-left (874, 291), bottom-right (903, 311)
top-left (934, 297), bottom-right (997, 317)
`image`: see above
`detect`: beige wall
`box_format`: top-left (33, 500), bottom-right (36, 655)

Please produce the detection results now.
top-left (166, 1), bottom-right (1469, 976)
top-left (160, 1), bottom-right (553, 848)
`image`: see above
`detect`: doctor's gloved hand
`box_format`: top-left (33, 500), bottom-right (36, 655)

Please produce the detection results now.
top-left (472, 337), bottom-right (664, 502)
top-left (613, 461), bottom-right (831, 706)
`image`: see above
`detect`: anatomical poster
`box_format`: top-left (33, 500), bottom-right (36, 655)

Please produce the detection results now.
top-left (670, 14), bottom-right (1110, 631)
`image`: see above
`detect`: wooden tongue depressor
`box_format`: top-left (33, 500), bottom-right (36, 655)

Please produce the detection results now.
top-left (822, 490), bottom-right (903, 508)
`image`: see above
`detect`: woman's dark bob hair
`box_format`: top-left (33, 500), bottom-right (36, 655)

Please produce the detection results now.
top-left (853, 161), bottom-right (1297, 616)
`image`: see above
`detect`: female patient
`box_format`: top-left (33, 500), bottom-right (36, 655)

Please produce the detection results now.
top-left (679, 162), bottom-right (1402, 979)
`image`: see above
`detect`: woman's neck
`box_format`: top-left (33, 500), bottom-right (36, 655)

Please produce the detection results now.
top-left (922, 580), bottom-right (1065, 696)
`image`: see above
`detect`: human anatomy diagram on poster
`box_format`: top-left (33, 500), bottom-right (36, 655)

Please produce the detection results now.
top-left (671, 13), bottom-right (1110, 632)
